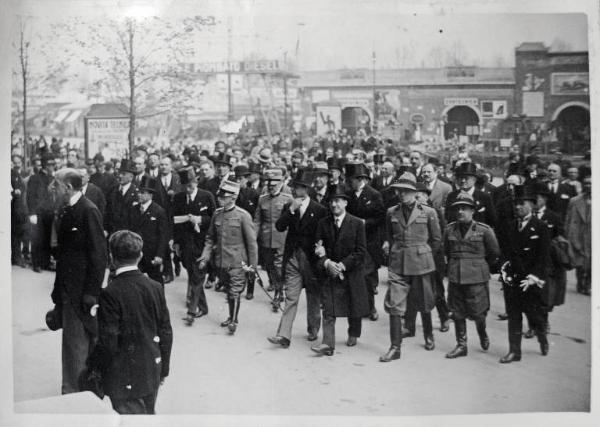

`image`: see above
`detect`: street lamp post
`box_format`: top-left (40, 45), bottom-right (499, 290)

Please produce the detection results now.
top-left (372, 50), bottom-right (377, 134)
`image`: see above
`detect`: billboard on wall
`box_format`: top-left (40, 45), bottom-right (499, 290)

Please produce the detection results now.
top-left (85, 117), bottom-right (131, 160)
top-left (316, 104), bottom-right (341, 136)
top-left (551, 73), bottom-right (589, 95)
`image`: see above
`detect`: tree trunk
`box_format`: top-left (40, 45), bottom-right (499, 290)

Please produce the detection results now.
top-left (20, 23), bottom-right (29, 166)
top-left (128, 19), bottom-right (135, 157)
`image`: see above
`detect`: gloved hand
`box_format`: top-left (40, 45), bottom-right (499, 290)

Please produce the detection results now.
top-left (197, 257), bottom-right (207, 271)
top-left (82, 294), bottom-right (99, 317)
top-left (314, 240), bottom-right (326, 258)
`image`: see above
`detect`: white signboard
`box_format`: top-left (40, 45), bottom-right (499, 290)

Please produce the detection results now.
top-left (444, 98), bottom-right (479, 107)
top-left (522, 92), bottom-right (544, 117)
top-left (500, 138), bottom-right (513, 148)
top-left (87, 118), bottom-right (131, 159)
top-left (316, 105), bottom-right (341, 136)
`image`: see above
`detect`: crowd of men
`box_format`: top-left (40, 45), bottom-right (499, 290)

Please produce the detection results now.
top-left (10, 135), bottom-right (592, 414)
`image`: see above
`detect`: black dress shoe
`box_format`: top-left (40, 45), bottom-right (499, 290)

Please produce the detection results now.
top-left (346, 336), bottom-right (358, 347)
top-left (311, 344), bottom-right (334, 356)
top-left (267, 336), bottom-right (290, 348)
top-left (401, 329), bottom-right (415, 338)
top-left (497, 313), bottom-right (509, 321)
top-left (540, 342), bottom-right (549, 356)
top-left (227, 322), bottom-right (237, 334)
top-left (446, 345), bottom-right (468, 358)
top-left (245, 293), bottom-right (254, 300)
top-left (379, 346), bottom-right (401, 362)
top-left (369, 311), bottom-right (379, 321)
top-left (193, 311), bottom-right (207, 318)
top-left (33, 266), bottom-right (42, 273)
top-left (480, 335), bottom-right (490, 351)
top-left (307, 332), bottom-right (318, 342)
top-left (439, 320), bottom-right (450, 332)
top-left (499, 352), bottom-right (521, 363)
top-left (204, 281), bottom-right (212, 289)
top-left (183, 315), bottom-right (194, 326)
top-left (220, 318), bottom-right (231, 327)
top-left (524, 329), bottom-right (535, 339)
top-left (424, 336), bottom-right (435, 351)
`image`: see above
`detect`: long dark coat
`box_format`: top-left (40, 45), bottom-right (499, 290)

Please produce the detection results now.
top-left (87, 270), bottom-right (172, 400)
top-left (83, 182), bottom-right (106, 221)
top-left (105, 183), bottom-right (139, 233)
top-left (315, 213), bottom-right (370, 318)
top-left (51, 195), bottom-right (107, 335)
top-left (127, 201), bottom-right (170, 263)
top-left (538, 208), bottom-right (566, 308)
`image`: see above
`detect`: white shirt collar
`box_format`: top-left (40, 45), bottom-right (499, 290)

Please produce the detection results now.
top-left (188, 188), bottom-right (198, 200)
top-left (115, 265), bottom-right (139, 276)
top-left (121, 182), bottom-right (131, 193)
top-left (355, 182), bottom-right (366, 195)
top-left (334, 212), bottom-right (346, 226)
top-left (300, 196), bottom-right (310, 210)
top-left (69, 191), bottom-right (83, 206)
top-left (141, 200), bottom-right (152, 212)
top-left (466, 187), bottom-right (475, 196)
top-left (81, 183), bottom-right (88, 194)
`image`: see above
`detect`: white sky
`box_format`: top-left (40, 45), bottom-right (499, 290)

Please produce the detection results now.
top-left (12, 0), bottom-right (591, 71)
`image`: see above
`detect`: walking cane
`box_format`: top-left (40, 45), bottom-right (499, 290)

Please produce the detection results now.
top-left (242, 261), bottom-right (283, 312)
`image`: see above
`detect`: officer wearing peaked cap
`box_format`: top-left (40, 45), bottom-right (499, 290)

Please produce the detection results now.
top-left (443, 192), bottom-right (500, 359)
top-left (199, 180), bottom-right (258, 335)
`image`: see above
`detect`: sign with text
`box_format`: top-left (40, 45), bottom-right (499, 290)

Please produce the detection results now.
top-left (86, 117), bottom-right (131, 160)
top-left (444, 98), bottom-right (479, 107)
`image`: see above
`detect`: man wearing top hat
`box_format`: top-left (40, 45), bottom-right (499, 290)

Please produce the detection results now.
top-left (212, 152), bottom-right (235, 186)
top-left (199, 180), bottom-right (258, 334)
top-left (246, 162), bottom-right (264, 193)
top-left (311, 185), bottom-right (370, 356)
top-left (498, 185), bottom-right (551, 363)
top-left (233, 164), bottom-right (260, 219)
top-left (345, 162), bottom-right (386, 320)
top-left (253, 169), bottom-right (293, 308)
top-left (443, 192), bottom-right (500, 359)
top-left (445, 162), bottom-right (496, 229)
top-left (267, 169), bottom-right (328, 348)
top-left (105, 159), bottom-right (139, 234)
top-left (327, 157), bottom-right (347, 191)
top-left (172, 167), bottom-right (216, 326)
top-left (127, 176), bottom-right (170, 285)
top-left (380, 172), bottom-right (441, 362)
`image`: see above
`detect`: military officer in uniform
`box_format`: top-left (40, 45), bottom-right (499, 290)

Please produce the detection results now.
top-left (499, 185), bottom-right (551, 363)
top-left (127, 176), bottom-right (170, 285)
top-left (443, 193), bottom-right (500, 359)
top-left (253, 169), bottom-right (293, 308)
top-left (199, 180), bottom-right (258, 334)
top-left (172, 168), bottom-right (216, 326)
top-left (380, 172), bottom-right (441, 362)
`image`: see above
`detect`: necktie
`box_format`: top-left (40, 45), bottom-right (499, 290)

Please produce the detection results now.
top-left (336, 217), bottom-right (341, 228)
top-left (537, 211), bottom-right (543, 219)
top-left (187, 195), bottom-right (191, 205)
top-left (518, 220), bottom-right (525, 231)
top-left (299, 203), bottom-right (306, 219)
top-left (120, 185), bottom-right (126, 196)
top-left (163, 176), bottom-right (168, 188)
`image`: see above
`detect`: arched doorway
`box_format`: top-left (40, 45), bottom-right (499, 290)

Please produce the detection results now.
top-left (342, 107), bottom-right (371, 135)
top-left (553, 104), bottom-right (590, 155)
top-left (444, 106), bottom-right (480, 142)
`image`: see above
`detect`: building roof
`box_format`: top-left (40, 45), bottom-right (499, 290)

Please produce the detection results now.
top-left (515, 42), bottom-right (548, 52)
top-left (298, 67), bottom-right (515, 89)
top-left (86, 103), bottom-right (129, 118)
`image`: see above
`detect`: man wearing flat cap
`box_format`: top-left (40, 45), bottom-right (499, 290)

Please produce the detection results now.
top-left (127, 176), bottom-right (170, 285)
top-left (498, 185), bottom-right (551, 363)
top-left (199, 180), bottom-right (258, 334)
top-left (380, 172), bottom-right (441, 362)
top-left (172, 168), bottom-right (216, 326)
top-left (445, 162), bottom-right (496, 229)
top-left (443, 192), bottom-right (500, 359)
top-left (253, 169), bottom-right (293, 307)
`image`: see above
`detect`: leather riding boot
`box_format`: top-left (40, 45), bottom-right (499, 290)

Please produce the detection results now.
top-left (228, 296), bottom-right (241, 334)
top-left (380, 315), bottom-right (402, 362)
top-left (446, 318), bottom-right (468, 358)
top-left (537, 323), bottom-right (549, 356)
top-left (402, 309), bottom-right (416, 338)
top-left (221, 297), bottom-right (234, 327)
top-left (422, 312), bottom-right (435, 351)
top-left (475, 318), bottom-right (490, 350)
top-left (500, 323), bottom-right (522, 363)
top-left (246, 275), bottom-right (255, 299)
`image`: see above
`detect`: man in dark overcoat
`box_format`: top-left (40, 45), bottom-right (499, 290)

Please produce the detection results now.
top-left (499, 185), bottom-right (551, 363)
top-left (311, 185), bottom-right (369, 356)
top-left (86, 230), bottom-right (172, 414)
top-left (105, 159), bottom-right (139, 234)
top-left (173, 168), bottom-right (216, 325)
top-left (127, 176), bottom-right (170, 285)
top-left (267, 169), bottom-right (328, 348)
top-left (345, 162), bottom-right (386, 320)
top-left (49, 168), bottom-right (107, 393)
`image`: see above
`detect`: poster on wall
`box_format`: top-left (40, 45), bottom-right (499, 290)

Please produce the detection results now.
top-left (481, 100), bottom-right (508, 119)
top-left (522, 92), bottom-right (544, 117)
top-left (315, 104), bottom-right (341, 136)
top-left (551, 73), bottom-right (589, 95)
top-left (86, 117), bottom-right (131, 160)
top-left (375, 89), bottom-right (401, 124)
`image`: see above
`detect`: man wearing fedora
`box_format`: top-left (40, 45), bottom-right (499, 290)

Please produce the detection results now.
top-left (254, 168), bottom-right (293, 307)
top-left (173, 167), bottom-right (216, 326)
top-left (233, 164), bottom-right (260, 219)
top-left (345, 162), bottom-right (386, 320)
top-left (127, 176), bottom-right (170, 285)
top-left (199, 180), bottom-right (258, 334)
top-left (445, 162), bottom-right (496, 229)
top-left (498, 185), bottom-right (551, 363)
top-left (267, 169), bottom-right (328, 348)
top-left (311, 185), bottom-right (370, 356)
top-left (380, 172), bottom-right (441, 362)
top-left (49, 168), bottom-right (107, 393)
top-left (443, 192), bottom-right (500, 359)
top-left (105, 159), bottom-right (139, 235)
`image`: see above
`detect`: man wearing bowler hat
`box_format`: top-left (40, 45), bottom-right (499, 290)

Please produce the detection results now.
top-left (172, 167), bottom-right (216, 326)
top-left (445, 162), bottom-right (496, 228)
top-left (253, 168), bottom-right (293, 307)
top-left (443, 192), bottom-right (500, 359)
top-left (199, 180), bottom-right (258, 334)
top-left (499, 185), bottom-right (551, 363)
top-left (311, 185), bottom-right (370, 356)
top-left (345, 162), bottom-right (386, 320)
top-left (267, 169), bottom-right (328, 348)
top-left (380, 172), bottom-right (441, 362)
top-left (127, 176), bottom-right (170, 285)
top-left (105, 159), bottom-right (139, 234)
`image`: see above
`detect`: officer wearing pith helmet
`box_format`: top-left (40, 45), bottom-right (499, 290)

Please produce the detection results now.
top-left (199, 180), bottom-right (258, 334)
top-left (443, 192), bottom-right (500, 359)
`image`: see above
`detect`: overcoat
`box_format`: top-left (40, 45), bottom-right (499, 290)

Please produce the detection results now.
top-left (254, 192), bottom-right (292, 249)
top-left (172, 189), bottom-right (215, 266)
top-left (565, 194), bottom-right (591, 268)
top-left (105, 183), bottom-right (139, 233)
top-left (127, 201), bottom-right (170, 264)
top-left (315, 213), bottom-right (370, 318)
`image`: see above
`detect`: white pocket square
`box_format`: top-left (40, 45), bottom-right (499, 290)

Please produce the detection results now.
top-left (560, 194), bottom-right (569, 199)
top-left (366, 200), bottom-right (371, 205)
top-left (71, 227), bottom-right (78, 231)
top-left (150, 217), bottom-right (156, 220)
top-left (200, 206), bottom-right (207, 212)
top-left (530, 235), bottom-right (539, 239)
top-left (478, 207), bottom-right (486, 212)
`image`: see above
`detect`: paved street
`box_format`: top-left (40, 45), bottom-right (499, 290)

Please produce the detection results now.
top-left (12, 265), bottom-right (591, 415)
